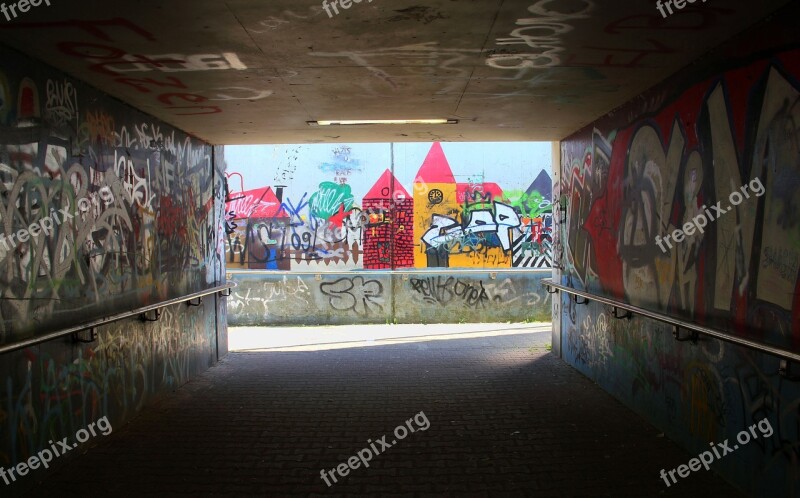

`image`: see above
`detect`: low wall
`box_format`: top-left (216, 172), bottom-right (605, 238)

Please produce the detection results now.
top-left (227, 270), bottom-right (552, 326)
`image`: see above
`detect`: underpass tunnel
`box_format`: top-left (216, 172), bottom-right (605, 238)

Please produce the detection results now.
top-left (0, 0), bottom-right (797, 496)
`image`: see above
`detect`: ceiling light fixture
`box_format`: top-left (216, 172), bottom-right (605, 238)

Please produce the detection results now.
top-left (308, 119), bottom-right (458, 126)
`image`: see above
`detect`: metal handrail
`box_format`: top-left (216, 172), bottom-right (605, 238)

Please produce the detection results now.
top-left (227, 268), bottom-right (554, 276)
top-left (542, 279), bottom-right (800, 363)
top-left (0, 282), bottom-right (237, 355)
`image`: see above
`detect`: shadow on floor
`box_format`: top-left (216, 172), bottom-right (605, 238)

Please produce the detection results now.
top-left (25, 331), bottom-right (744, 497)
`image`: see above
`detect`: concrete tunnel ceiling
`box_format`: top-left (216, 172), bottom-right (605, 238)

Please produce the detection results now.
top-left (0, 0), bottom-right (792, 144)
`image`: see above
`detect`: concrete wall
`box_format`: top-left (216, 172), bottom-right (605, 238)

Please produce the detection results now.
top-left (228, 270), bottom-right (551, 326)
top-left (558, 6), bottom-right (799, 497)
top-left (0, 45), bottom-right (227, 494)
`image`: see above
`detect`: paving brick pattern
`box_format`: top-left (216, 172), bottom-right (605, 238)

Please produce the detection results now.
top-left (27, 332), bottom-right (744, 497)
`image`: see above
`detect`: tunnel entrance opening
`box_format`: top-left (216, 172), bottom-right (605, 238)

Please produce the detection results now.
top-left (222, 141), bottom-right (556, 336)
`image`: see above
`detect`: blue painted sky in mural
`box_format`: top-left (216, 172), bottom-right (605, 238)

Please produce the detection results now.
top-left (318, 145), bottom-right (363, 173)
top-left (225, 142), bottom-right (552, 195)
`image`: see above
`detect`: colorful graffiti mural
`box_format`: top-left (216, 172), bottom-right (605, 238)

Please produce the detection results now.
top-left (225, 142), bottom-right (553, 270)
top-left (559, 40), bottom-right (800, 496)
top-left (561, 48), bottom-right (800, 351)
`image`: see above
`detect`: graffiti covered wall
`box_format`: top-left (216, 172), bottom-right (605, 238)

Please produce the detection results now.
top-left (227, 271), bottom-right (551, 326)
top-left (0, 300), bottom-right (219, 489)
top-left (0, 46), bottom-right (226, 492)
top-left (559, 10), bottom-right (800, 496)
top-left (224, 142), bottom-right (553, 271)
top-left (0, 46), bottom-right (224, 348)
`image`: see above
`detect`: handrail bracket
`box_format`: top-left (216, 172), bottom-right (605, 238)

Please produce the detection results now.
top-left (779, 360), bottom-right (800, 381)
top-left (141, 309), bottom-right (162, 322)
top-left (612, 306), bottom-right (632, 320)
top-left (673, 325), bottom-right (699, 344)
top-left (186, 297), bottom-right (203, 307)
top-left (72, 327), bottom-right (97, 344)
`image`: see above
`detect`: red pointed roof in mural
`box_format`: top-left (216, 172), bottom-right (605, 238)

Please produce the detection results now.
top-left (365, 169), bottom-right (410, 200)
top-left (456, 182), bottom-right (504, 203)
top-left (225, 186), bottom-right (286, 219)
top-left (414, 142), bottom-right (455, 184)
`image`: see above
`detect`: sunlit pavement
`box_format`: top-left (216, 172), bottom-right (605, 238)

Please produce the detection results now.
top-left (229, 322), bottom-right (551, 351)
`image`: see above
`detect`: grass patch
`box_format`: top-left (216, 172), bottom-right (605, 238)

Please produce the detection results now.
top-left (528, 342), bottom-right (552, 353)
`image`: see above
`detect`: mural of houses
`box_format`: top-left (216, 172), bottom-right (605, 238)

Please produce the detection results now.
top-left (225, 142), bottom-right (553, 271)
top-left (512, 170), bottom-right (554, 268)
top-left (413, 143), bottom-right (459, 268)
top-left (411, 142), bottom-right (551, 269)
top-left (362, 169), bottom-right (414, 269)
top-left (224, 186), bottom-right (289, 270)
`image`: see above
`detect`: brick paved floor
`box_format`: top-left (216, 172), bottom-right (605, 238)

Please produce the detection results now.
top-left (27, 329), bottom-right (744, 497)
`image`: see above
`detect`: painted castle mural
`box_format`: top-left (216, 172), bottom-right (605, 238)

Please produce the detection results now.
top-left (224, 142), bottom-right (552, 270)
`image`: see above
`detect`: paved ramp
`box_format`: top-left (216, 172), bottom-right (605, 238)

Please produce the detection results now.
top-left (28, 328), bottom-right (743, 497)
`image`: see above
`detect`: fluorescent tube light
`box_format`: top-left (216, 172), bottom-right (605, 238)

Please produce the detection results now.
top-left (308, 119), bottom-right (458, 126)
